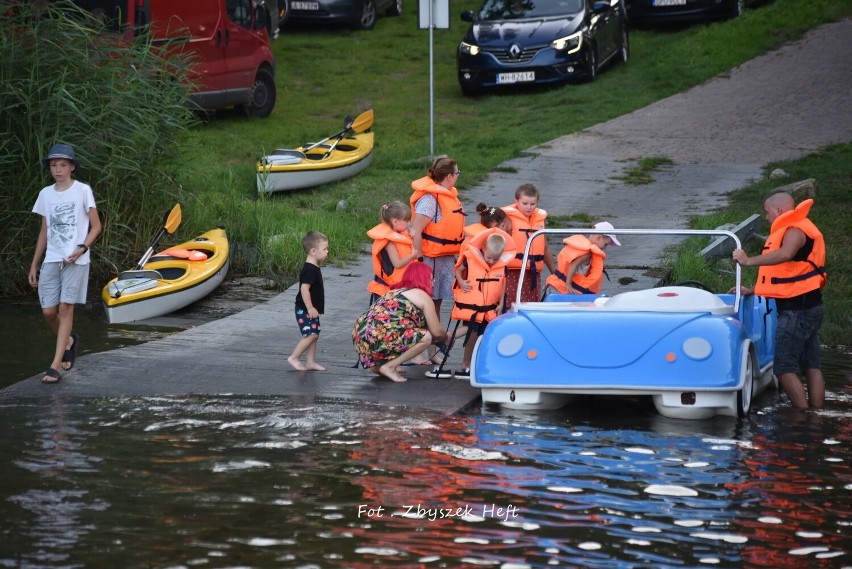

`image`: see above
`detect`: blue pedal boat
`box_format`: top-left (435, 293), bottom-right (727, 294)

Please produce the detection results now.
top-left (470, 229), bottom-right (778, 419)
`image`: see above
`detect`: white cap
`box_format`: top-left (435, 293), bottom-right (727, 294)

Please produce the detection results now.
top-left (593, 221), bottom-right (621, 246)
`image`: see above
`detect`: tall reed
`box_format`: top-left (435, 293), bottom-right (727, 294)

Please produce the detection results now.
top-left (0, 1), bottom-right (195, 295)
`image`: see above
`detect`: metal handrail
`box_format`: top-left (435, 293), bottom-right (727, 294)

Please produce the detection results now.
top-left (516, 228), bottom-right (742, 312)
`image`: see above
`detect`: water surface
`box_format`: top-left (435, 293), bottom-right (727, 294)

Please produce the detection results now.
top-left (2, 373), bottom-right (849, 568)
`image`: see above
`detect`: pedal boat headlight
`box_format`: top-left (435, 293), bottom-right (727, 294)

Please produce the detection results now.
top-left (497, 334), bottom-right (538, 360)
top-left (682, 337), bottom-right (712, 361)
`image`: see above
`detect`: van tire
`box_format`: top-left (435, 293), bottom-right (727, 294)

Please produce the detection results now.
top-left (248, 68), bottom-right (276, 118)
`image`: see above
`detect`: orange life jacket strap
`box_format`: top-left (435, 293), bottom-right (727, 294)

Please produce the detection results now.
top-left (770, 264), bottom-right (826, 285)
top-left (454, 301), bottom-right (499, 313)
top-left (552, 269), bottom-right (594, 295)
top-left (423, 232), bottom-right (465, 246)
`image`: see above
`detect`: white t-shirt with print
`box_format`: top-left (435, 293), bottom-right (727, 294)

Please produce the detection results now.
top-left (32, 180), bottom-right (97, 265)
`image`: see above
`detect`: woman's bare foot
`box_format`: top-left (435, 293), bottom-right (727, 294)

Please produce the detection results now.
top-left (287, 356), bottom-right (306, 371)
top-left (378, 363), bottom-right (407, 383)
top-left (305, 363), bottom-right (327, 371)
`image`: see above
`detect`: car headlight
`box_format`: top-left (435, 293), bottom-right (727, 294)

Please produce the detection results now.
top-left (459, 42), bottom-right (480, 56)
top-left (551, 31), bottom-right (582, 53)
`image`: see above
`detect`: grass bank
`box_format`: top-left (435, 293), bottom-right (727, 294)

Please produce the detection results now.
top-left (668, 143), bottom-right (851, 348)
top-left (170, 0), bottom-right (852, 290)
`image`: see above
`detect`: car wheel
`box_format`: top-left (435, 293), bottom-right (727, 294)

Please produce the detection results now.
top-left (585, 43), bottom-right (597, 82)
top-left (248, 68), bottom-right (276, 118)
top-left (737, 350), bottom-right (755, 417)
top-left (618, 25), bottom-right (629, 63)
top-left (387, 0), bottom-right (402, 16)
top-left (356, 0), bottom-right (378, 29)
top-left (277, 0), bottom-right (290, 28)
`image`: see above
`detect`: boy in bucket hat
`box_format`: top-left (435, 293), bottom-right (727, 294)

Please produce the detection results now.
top-left (28, 144), bottom-right (101, 384)
top-left (543, 221), bottom-right (621, 297)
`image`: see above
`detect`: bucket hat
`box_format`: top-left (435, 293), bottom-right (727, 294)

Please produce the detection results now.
top-left (43, 144), bottom-right (80, 173)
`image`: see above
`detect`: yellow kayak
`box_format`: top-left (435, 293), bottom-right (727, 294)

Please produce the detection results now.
top-left (256, 110), bottom-right (375, 193)
top-left (256, 131), bottom-right (374, 193)
top-left (102, 227), bottom-right (230, 324)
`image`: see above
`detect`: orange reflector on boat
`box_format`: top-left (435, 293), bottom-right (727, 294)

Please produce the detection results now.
top-left (666, 352), bottom-right (676, 362)
top-left (527, 350), bottom-right (538, 359)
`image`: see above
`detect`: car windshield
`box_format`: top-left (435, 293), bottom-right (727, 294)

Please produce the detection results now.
top-left (477, 0), bottom-right (585, 20)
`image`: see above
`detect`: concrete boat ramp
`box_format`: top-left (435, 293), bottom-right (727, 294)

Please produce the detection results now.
top-left (2, 257), bottom-right (481, 415)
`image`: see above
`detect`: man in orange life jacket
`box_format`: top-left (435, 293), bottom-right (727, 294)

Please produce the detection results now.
top-left (732, 191), bottom-right (827, 409)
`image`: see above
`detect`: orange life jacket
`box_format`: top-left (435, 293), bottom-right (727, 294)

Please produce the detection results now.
top-left (463, 222), bottom-right (488, 239)
top-left (502, 205), bottom-right (548, 289)
top-left (544, 235), bottom-right (607, 294)
top-left (451, 228), bottom-right (517, 323)
top-left (410, 176), bottom-right (466, 257)
top-left (366, 223), bottom-right (414, 296)
top-left (755, 199), bottom-right (826, 299)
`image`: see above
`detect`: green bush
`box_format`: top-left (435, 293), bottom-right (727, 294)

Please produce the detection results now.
top-left (0, 1), bottom-right (195, 295)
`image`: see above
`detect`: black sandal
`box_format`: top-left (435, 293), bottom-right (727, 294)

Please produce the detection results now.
top-left (62, 333), bottom-right (79, 371)
top-left (42, 368), bottom-right (62, 384)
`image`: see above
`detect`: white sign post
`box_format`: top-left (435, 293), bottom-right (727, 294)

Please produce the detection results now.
top-left (418, 0), bottom-right (450, 156)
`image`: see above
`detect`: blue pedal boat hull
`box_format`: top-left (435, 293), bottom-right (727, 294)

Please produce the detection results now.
top-left (471, 289), bottom-right (777, 419)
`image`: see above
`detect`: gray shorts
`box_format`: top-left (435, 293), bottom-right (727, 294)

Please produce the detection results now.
top-left (38, 262), bottom-right (89, 308)
top-left (424, 255), bottom-right (456, 300)
top-left (774, 304), bottom-right (823, 374)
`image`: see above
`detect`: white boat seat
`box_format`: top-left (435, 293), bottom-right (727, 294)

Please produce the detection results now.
top-left (604, 286), bottom-right (734, 314)
top-left (117, 269), bottom-right (163, 281)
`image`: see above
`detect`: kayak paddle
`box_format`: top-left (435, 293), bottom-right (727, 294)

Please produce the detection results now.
top-left (134, 203), bottom-right (182, 270)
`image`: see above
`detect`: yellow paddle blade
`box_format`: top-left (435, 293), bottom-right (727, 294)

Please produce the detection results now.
top-left (350, 109), bottom-right (374, 134)
top-left (164, 204), bottom-right (182, 234)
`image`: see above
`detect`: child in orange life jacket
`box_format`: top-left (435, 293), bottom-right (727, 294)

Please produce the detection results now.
top-left (543, 221), bottom-right (621, 298)
top-left (366, 201), bottom-right (420, 303)
top-left (449, 229), bottom-right (516, 378)
top-left (426, 203), bottom-right (513, 376)
top-left (502, 184), bottom-right (555, 309)
top-left (444, 203), bottom-right (513, 359)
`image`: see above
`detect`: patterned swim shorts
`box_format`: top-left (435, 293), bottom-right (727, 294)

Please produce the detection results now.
top-left (295, 307), bottom-right (321, 337)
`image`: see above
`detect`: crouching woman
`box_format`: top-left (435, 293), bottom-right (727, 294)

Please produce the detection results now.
top-left (352, 262), bottom-right (448, 383)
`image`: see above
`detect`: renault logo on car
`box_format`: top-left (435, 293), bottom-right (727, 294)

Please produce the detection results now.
top-left (508, 43), bottom-right (522, 59)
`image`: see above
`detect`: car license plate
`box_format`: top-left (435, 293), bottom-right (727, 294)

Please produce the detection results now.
top-left (652, 0), bottom-right (687, 5)
top-left (496, 71), bottom-right (535, 84)
top-left (291, 1), bottom-right (319, 9)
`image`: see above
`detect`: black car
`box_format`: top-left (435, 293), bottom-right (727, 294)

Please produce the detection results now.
top-left (457, 0), bottom-right (628, 96)
top-left (626, 0), bottom-right (764, 25)
top-left (279, 0), bottom-right (402, 30)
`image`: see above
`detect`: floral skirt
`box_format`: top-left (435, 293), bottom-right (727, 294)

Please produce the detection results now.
top-left (352, 291), bottom-right (427, 369)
